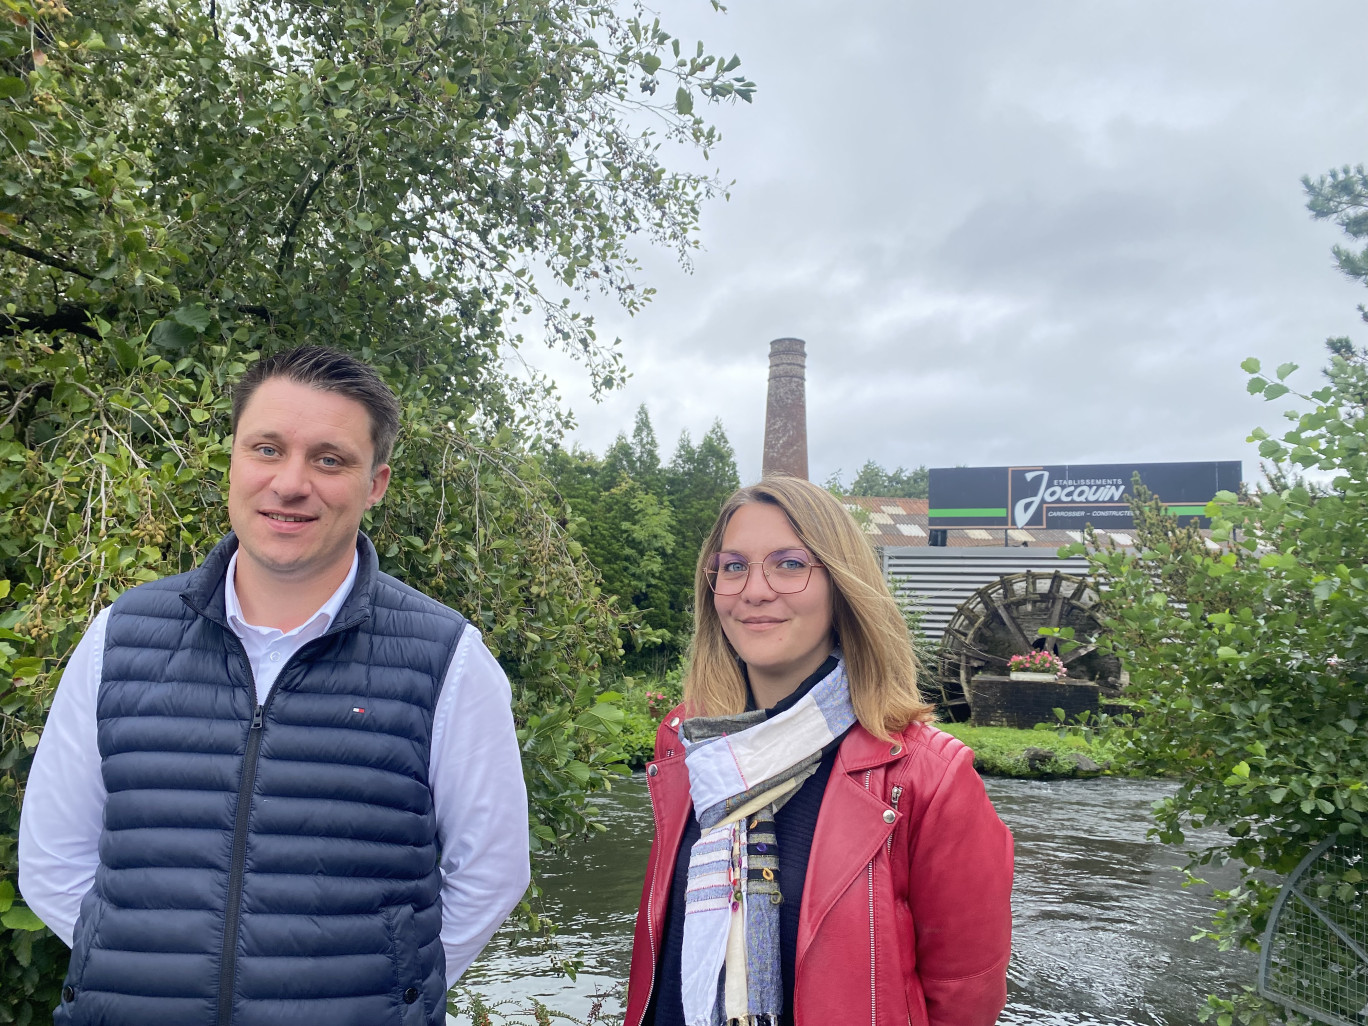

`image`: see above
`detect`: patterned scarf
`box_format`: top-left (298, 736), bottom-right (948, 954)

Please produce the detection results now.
top-left (679, 657), bottom-right (856, 1026)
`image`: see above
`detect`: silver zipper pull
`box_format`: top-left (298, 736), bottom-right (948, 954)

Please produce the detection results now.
top-left (886, 785), bottom-right (904, 855)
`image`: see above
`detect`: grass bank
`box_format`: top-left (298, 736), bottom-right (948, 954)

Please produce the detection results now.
top-left (936, 722), bottom-right (1122, 778)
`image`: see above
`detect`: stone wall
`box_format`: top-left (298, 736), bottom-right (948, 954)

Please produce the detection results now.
top-left (969, 674), bottom-right (1101, 729)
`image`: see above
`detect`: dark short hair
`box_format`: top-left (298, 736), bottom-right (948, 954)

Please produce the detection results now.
top-left (232, 346), bottom-right (401, 468)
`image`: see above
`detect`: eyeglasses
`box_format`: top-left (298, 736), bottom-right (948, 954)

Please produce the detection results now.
top-left (705, 548), bottom-right (825, 595)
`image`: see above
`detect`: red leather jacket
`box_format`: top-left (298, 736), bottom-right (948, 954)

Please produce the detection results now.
top-left (624, 708), bottom-right (1013, 1026)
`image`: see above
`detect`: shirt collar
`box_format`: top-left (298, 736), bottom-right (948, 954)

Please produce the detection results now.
top-left (224, 550), bottom-right (360, 638)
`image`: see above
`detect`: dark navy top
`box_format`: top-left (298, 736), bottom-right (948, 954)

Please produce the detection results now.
top-left (646, 656), bottom-right (847, 1026)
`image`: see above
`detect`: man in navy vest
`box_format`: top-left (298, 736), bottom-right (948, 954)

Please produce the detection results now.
top-left (19, 346), bottom-right (530, 1026)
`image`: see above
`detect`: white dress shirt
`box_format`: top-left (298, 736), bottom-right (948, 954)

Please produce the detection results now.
top-left (18, 551), bottom-right (530, 988)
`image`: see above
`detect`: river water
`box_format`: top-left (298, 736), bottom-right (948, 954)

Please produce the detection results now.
top-left (458, 774), bottom-right (1254, 1025)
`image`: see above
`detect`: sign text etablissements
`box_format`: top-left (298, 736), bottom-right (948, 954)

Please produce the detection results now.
top-left (927, 461), bottom-right (1242, 531)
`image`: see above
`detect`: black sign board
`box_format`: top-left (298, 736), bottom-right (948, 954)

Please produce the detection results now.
top-left (928, 461), bottom-right (1242, 531)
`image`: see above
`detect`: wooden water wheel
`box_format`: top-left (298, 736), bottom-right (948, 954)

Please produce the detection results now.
top-left (933, 570), bottom-right (1122, 718)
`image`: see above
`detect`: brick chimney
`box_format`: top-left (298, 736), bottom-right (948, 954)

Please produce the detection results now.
top-left (762, 338), bottom-right (808, 479)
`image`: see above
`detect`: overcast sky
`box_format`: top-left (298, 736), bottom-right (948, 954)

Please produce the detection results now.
top-left (528, 1), bottom-right (1368, 489)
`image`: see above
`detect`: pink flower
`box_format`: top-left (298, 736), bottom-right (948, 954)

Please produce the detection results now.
top-left (1010, 650), bottom-right (1063, 674)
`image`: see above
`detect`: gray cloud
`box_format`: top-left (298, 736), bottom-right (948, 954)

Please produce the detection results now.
top-left (537, 0), bottom-right (1368, 487)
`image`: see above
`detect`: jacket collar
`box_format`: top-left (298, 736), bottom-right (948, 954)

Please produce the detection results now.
top-left (660, 703), bottom-right (908, 776)
top-left (180, 531), bottom-right (378, 635)
top-left (652, 710), bottom-right (911, 974)
top-left (660, 706), bottom-right (684, 738)
top-left (832, 722), bottom-right (911, 776)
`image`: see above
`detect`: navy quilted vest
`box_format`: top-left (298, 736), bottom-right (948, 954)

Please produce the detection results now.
top-left (55, 533), bottom-right (465, 1026)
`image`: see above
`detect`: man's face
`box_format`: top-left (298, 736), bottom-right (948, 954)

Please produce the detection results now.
top-left (228, 377), bottom-right (390, 586)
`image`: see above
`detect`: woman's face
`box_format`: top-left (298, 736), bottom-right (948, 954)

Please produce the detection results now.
top-left (712, 502), bottom-right (834, 702)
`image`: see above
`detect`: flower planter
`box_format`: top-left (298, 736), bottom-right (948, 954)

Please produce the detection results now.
top-left (1009, 671), bottom-right (1059, 682)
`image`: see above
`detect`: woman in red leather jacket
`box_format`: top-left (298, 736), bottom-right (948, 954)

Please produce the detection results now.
top-left (624, 475), bottom-right (1013, 1026)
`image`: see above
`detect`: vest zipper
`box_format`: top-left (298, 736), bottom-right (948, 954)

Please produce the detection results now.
top-left (217, 628), bottom-right (300, 1026)
top-left (196, 589), bottom-right (365, 1025)
top-left (218, 699), bottom-right (265, 1026)
top-left (864, 769), bottom-right (877, 1026)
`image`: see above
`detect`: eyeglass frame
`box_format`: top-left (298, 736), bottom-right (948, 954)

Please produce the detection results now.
top-left (703, 547), bottom-right (826, 596)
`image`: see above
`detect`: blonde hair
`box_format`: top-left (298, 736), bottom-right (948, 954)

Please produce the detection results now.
top-left (683, 475), bottom-right (934, 740)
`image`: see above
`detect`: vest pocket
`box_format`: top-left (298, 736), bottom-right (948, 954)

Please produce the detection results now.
top-left (62, 891), bottom-right (108, 1002)
top-left (381, 903), bottom-right (427, 1024)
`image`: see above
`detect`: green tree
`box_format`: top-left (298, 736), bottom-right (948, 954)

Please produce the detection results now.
top-left (1064, 169), bottom-right (1368, 1022)
top-left (2, 0), bottom-right (752, 386)
top-left (1075, 352), bottom-right (1368, 1021)
top-left (603, 405), bottom-right (664, 492)
top-left (0, 0), bottom-right (752, 1017)
top-left (830, 460), bottom-right (929, 499)
top-left (666, 420), bottom-right (741, 554)
top-left (549, 443), bottom-right (675, 657)
top-left (546, 415), bottom-right (739, 671)
top-left (659, 420), bottom-right (740, 654)
top-left (548, 408), bottom-right (675, 664)
top-left (1303, 164), bottom-right (1368, 297)
top-left (855, 460), bottom-right (928, 499)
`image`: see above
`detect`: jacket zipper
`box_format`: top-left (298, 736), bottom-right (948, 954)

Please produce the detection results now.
top-left (864, 769), bottom-right (877, 1026)
top-left (887, 785), bottom-right (903, 856)
top-left (635, 763), bottom-right (661, 1026)
top-left (870, 779), bottom-right (905, 1023)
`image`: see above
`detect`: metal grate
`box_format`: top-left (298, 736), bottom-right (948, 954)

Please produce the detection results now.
top-left (1258, 833), bottom-right (1368, 1025)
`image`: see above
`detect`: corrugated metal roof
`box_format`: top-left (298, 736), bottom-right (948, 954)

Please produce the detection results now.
top-left (839, 495), bottom-right (1086, 549)
top-left (841, 495), bottom-right (1217, 551)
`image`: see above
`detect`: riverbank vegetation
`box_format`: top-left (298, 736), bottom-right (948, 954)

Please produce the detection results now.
top-left (613, 668), bottom-right (684, 767)
top-left (0, 0), bottom-right (752, 1019)
top-left (938, 723), bottom-right (1120, 778)
top-left (1061, 165), bottom-right (1368, 1024)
